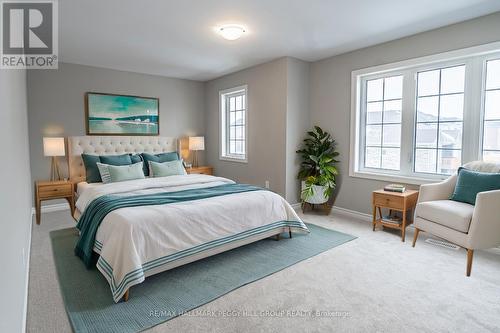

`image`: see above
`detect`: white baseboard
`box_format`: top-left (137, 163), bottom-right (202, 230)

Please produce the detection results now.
top-left (331, 205), bottom-right (372, 222)
top-left (23, 211), bottom-right (34, 333)
top-left (291, 202), bottom-right (371, 223)
top-left (31, 202), bottom-right (70, 215)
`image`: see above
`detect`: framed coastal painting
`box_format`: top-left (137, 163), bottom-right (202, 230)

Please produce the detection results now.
top-left (85, 92), bottom-right (159, 135)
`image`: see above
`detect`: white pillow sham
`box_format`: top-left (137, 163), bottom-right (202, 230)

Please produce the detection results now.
top-left (148, 160), bottom-right (187, 177)
top-left (96, 162), bottom-right (145, 184)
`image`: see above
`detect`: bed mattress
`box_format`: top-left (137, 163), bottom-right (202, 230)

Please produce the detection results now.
top-left (75, 174), bottom-right (308, 302)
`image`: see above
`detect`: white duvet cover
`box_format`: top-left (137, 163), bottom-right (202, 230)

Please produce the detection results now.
top-left (76, 174), bottom-right (308, 302)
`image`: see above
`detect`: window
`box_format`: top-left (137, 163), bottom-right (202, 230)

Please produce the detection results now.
top-left (350, 42), bottom-right (500, 184)
top-left (482, 59), bottom-right (500, 163)
top-left (364, 75), bottom-right (403, 170)
top-left (415, 65), bottom-right (464, 174)
top-left (220, 85), bottom-right (247, 162)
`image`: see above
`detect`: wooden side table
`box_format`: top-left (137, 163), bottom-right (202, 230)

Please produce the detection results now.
top-left (186, 166), bottom-right (213, 175)
top-left (35, 180), bottom-right (75, 225)
top-left (372, 189), bottom-right (419, 242)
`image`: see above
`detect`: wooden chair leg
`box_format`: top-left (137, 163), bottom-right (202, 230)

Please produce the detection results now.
top-left (123, 289), bottom-right (130, 302)
top-left (289, 227), bottom-right (292, 239)
top-left (466, 249), bottom-right (474, 277)
top-left (412, 228), bottom-right (420, 247)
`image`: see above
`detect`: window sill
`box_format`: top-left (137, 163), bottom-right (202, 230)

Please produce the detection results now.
top-left (219, 156), bottom-right (248, 164)
top-left (350, 170), bottom-right (448, 185)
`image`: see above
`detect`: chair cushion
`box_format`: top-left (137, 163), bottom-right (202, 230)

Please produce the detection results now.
top-left (450, 167), bottom-right (500, 205)
top-left (416, 200), bottom-right (474, 233)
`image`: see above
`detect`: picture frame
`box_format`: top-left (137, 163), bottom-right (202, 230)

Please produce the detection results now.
top-left (85, 92), bottom-right (160, 136)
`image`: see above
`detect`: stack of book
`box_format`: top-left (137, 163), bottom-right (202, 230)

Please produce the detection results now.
top-left (382, 215), bottom-right (402, 225)
top-left (384, 184), bottom-right (406, 193)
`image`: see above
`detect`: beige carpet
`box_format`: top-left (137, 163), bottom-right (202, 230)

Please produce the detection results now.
top-left (27, 209), bottom-right (500, 333)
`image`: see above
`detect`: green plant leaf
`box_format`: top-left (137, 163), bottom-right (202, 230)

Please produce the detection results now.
top-left (297, 126), bottom-right (339, 195)
top-left (307, 131), bottom-right (318, 139)
top-left (309, 155), bottom-right (319, 163)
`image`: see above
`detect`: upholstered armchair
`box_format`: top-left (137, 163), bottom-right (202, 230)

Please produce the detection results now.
top-left (412, 161), bottom-right (500, 276)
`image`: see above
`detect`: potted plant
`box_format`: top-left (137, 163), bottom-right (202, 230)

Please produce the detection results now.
top-left (297, 126), bottom-right (339, 210)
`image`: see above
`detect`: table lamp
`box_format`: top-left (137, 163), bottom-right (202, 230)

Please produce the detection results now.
top-left (189, 136), bottom-right (205, 168)
top-left (43, 137), bottom-right (65, 181)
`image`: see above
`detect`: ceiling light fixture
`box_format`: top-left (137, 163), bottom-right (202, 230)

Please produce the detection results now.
top-left (217, 24), bottom-right (246, 41)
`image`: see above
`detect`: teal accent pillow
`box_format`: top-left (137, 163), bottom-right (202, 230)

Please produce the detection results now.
top-left (450, 167), bottom-right (500, 205)
top-left (81, 154), bottom-right (102, 183)
top-left (149, 160), bottom-right (186, 178)
top-left (97, 162), bottom-right (145, 184)
top-left (129, 154), bottom-right (143, 164)
top-left (82, 154), bottom-right (133, 183)
top-left (141, 152), bottom-right (179, 176)
top-left (100, 154), bottom-right (132, 166)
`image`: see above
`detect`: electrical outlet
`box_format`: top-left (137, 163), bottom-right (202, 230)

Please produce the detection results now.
top-left (265, 180), bottom-right (270, 189)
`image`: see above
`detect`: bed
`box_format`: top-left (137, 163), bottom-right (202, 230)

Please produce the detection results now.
top-left (68, 136), bottom-right (309, 302)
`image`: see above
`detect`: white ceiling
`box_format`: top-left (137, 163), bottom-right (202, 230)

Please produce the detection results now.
top-left (60, 0), bottom-right (500, 81)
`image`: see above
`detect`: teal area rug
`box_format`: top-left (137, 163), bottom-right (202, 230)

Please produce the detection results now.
top-left (50, 223), bottom-right (356, 333)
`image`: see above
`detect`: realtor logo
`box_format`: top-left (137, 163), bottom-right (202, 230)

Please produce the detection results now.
top-left (1, 0), bottom-right (58, 69)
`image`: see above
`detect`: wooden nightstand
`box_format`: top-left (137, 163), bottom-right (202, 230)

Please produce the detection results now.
top-left (186, 166), bottom-right (213, 175)
top-left (372, 189), bottom-right (419, 242)
top-left (35, 180), bottom-right (75, 225)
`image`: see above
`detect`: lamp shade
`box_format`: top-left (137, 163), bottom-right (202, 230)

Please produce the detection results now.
top-left (189, 136), bottom-right (205, 151)
top-left (43, 137), bottom-right (65, 156)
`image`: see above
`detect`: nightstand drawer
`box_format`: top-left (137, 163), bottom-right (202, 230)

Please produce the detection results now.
top-left (39, 184), bottom-right (72, 198)
top-left (373, 194), bottom-right (404, 210)
top-left (193, 169), bottom-right (211, 175)
top-left (186, 166), bottom-right (213, 175)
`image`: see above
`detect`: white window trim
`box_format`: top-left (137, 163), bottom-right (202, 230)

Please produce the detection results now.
top-left (350, 41), bottom-right (500, 185)
top-left (480, 56), bottom-right (500, 161)
top-left (219, 85), bottom-right (248, 163)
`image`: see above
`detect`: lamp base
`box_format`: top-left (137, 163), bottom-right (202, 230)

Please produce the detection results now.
top-left (192, 151), bottom-right (199, 168)
top-left (50, 156), bottom-right (62, 181)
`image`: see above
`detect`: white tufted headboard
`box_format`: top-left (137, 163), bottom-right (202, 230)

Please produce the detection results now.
top-left (67, 136), bottom-right (178, 182)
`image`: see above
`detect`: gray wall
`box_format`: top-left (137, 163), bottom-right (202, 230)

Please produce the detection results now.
top-left (0, 70), bottom-right (32, 332)
top-left (27, 63), bottom-right (205, 202)
top-left (285, 58), bottom-right (310, 203)
top-left (26, 12), bottom-right (500, 215)
top-left (310, 12), bottom-right (500, 214)
top-left (205, 58), bottom-right (288, 195)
